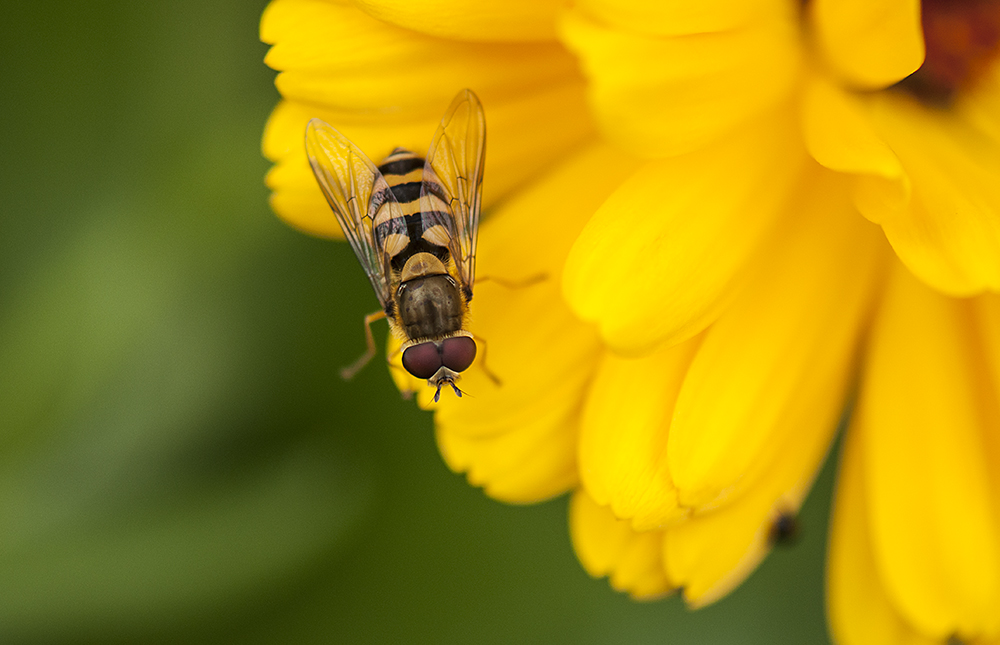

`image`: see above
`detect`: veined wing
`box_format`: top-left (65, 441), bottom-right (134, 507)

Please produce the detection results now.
top-left (420, 89), bottom-right (486, 300)
top-left (305, 118), bottom-right (408, 311)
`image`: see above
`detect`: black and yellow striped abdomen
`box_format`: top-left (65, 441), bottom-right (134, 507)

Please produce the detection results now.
top-left (374, 148), bottom-right (454, 274)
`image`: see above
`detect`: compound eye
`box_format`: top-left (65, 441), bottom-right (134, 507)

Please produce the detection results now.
top-left (402, 343), bottom-right (442, 379)
top-left (441, 336), bottom-right (476, 373)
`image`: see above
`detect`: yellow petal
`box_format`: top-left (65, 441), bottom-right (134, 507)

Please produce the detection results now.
top-left (262, 81), bottom-right (593, 237)
top-left (563, 107), bottom-right (805, 354)
top-left (667, 168), bottom-right (885, 509)
top-left (810, 0), bottom-right (924, 89)
top-left (579, 171), bottom-right (885, 609)
top-left (664, 483), bottom-right (802, 608)
top-left (974, 294), bottom-right (1000, 403)
top-left (262, 0), bottom-right (375, 69)
top-left (558, 7), bottom-right (801, 157)
top-left (569, 490), bottom-right (674, 599)
top-left (572, 0), bottom-right (792, 36)
top-left (351, 0), bottom-right (561, 42)
top-left (431, 143), bottom-right (641, 503)
top-left (577, 336), bottom-right (701, 530)
top-left (827, 423), bottom-right (940, 645)
top-left (264, 0), bottom-right (577, 113)
top-left (859, 260), bottom-right (1000, 637)
top-left (664, 173), bottom-right (882, 598)
top-left (802, 76), bottom-right (909, 209)
top-left (960, 64), bottom-right (1000, 145)
top-left (862, 90), bottom-right (1000, 296)
top-left (436, 420), bottom-right (579, 503)
top-left (667, 378), bottom-right (847, 607)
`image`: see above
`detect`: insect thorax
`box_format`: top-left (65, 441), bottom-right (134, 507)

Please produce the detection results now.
top-left (396, 272), bottom-right (464, 341)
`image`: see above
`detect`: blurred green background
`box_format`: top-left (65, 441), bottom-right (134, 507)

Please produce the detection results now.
top-left (0, 1), bottom-right (833, 642)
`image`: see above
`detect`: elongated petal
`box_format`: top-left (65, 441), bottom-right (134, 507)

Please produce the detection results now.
top-left (263, 81), bottom-right (593, 237)
top-left (667, 169), bottom-right (885, 509)
top-left (578, 337), bottom-right (701, 530)
top-left (974, 294), bottom-right (1000, 402)
top-left (563, 108), bottom-right (806, 354)
top-left (351, 0), bottom-right (561, 42)
top-left (572, 0), bottom-right (791, 36)
top-left (802, 76), bottom-right (909, 209)
top-left (859, 260), bottom-right (1000, 637)
top-left (264, 0), bottom-right (577, 112)
top-left (558, 7), bottom-right (801, 157)
top-left (664, 472), bottom-right (806, 609)
top-left (810, 0), bottom-right (924, 89)
top-left (862, 89), bottom-right (1000, 296)
top-left (429, 143), bottom-right (641, 503)
top-left (827, 424), bottom-right (940, 645)
top-left (436, 419), bottom-right (580, 503)
top-left (570, 490), bottom-right (674, 599)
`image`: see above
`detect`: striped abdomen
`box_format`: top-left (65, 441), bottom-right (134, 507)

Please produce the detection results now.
top-left (375, 148), bottom-right (453, 274)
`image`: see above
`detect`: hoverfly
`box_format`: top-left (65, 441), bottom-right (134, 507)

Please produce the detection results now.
top-left (305, 89), bottom-right (487, 402)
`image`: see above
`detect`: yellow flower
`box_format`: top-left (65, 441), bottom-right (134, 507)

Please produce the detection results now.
top-left (261, 0), bottom-right (1000, 641)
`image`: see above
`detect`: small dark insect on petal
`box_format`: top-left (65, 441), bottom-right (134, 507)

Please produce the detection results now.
top-left (768, 512), bottom-right (800, 547)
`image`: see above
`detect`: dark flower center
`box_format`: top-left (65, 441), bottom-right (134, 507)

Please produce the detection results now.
top-left (898, 0), bottom-right (1000, 105)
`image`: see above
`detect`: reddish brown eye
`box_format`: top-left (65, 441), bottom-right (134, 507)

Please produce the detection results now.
top-left (441, 336), bottom-right (476, 373)
top-left (402, 343), bottom-right (442, 379)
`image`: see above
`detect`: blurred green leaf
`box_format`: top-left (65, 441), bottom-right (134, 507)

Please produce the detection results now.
top-left (0, 438), bottom-right (374, 642)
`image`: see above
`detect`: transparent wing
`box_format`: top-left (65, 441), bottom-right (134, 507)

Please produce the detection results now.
top-left (420, 89), bottom-right (486, 299)
top-left (305, 118), bottom-right (407, 310)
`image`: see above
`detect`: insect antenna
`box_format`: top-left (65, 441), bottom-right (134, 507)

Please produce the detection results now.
top-left (433, 379), bottom-right (465, 403)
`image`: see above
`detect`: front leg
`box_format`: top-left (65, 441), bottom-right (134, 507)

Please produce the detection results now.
top-left (341, 310), bottom-right (387, 380)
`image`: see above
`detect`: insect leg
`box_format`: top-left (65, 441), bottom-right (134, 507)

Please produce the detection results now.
top-left (476, 273), bottom-right (547, 289)
top-left (341, 310), bottom-right (387, 380)
top-left (470, 333), bottom-right (502, 387)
